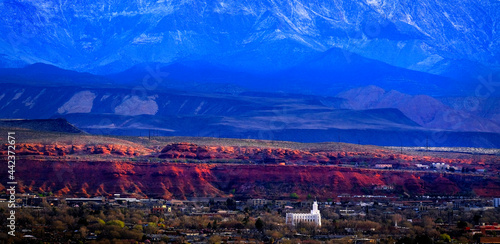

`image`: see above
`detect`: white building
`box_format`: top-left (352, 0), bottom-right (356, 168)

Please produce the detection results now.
top-left (432, 163), bottom-right (449, 170)
top-left (494, 198), bottom-right (500, 208)
top-left (415, 164), bottom-right (429, 169)
top-left (375, 164), bottom-right (393, 169)
top-left (286, 201), bottom-right (321, 227)
top-left (247, 198), bottom-right (269, 207)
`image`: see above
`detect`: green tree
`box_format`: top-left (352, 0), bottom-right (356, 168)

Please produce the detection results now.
top-left (473, 233), bottom-right (483, 243)
top-left (440, 233), bottom-right (451, 242)
top-left (414, 235), bottom-right (433, 244)
top-left (473, 214), bottom-right (482, 225)
top-left (226, 198), bottom-right (236, 210)
top-left (255, 218), bottom-right (264, 231)
top-left (457, 220), bottom-right (468, 229)
top-left (396, 237), bottom-right (413, 244)
top-left (145, 222), bottom-right (158, 234)
top-left (290, 193), bottom-right (299, 199)
top-left (208, 235), bottom-right (222, 244)
top-left (106, 220), bottom-right (125, 228)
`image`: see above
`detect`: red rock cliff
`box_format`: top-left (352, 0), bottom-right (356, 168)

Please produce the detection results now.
top-left (5, 160), bottom-right (498, 199)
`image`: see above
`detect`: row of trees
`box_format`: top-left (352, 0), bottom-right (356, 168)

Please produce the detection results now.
top-left (1, 199), bottom-right (500, 243)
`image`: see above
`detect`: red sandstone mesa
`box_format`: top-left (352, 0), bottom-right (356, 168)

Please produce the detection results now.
top-left (1, 142), bottom-right (498, 199)
top-left (2, 160), bottom-right (497, 200)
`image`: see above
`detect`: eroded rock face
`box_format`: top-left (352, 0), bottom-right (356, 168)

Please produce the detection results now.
top-left (156, 142), bottom-right (490, 166)
top-left (0, 143), bottom-right (150, 157)
top-left (3, 160), bottom-right (498, 200)
top-left (1, 141), bottom-right (498, 199)
top-left (158, 142), bottom-right (337, 163)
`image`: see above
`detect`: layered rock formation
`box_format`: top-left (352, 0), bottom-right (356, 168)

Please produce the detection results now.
top-left (1, 141), bottom-right (498, 199)
top-left (5, 160), bottom-right (498, 199)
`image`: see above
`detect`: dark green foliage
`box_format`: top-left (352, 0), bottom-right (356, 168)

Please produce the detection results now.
top-left (255, 218), bottom-right (264, 231)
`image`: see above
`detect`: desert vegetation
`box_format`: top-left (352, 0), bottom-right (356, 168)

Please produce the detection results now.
top-left (1, 198), bottom-right (500, 243)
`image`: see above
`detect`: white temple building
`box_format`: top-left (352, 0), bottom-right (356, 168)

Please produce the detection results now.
top-left (286, 201), bottom-right (321, 227)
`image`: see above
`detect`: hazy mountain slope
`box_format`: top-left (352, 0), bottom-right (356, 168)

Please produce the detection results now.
top-left (103, 48), bottom-right (464, 97)
top-left (338, 86), bottom-right (500, 133)
top-left (440, 96), bottom-right (500, 124)
top-left (1, 80), bottom-right (499, 147)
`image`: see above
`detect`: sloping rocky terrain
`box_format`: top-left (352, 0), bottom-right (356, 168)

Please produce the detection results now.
top-left (1, 128), bottom-right (498, 200)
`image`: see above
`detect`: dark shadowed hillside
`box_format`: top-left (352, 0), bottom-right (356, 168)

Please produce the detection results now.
top-left (0, 118), bottom-right (84, 134)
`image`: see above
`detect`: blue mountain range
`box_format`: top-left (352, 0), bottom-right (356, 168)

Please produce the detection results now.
top-left (1, 0), bottom-right (498, 75)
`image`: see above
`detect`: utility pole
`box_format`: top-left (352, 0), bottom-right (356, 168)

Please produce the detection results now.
top-left (426, 136), bottom-right (429, 151)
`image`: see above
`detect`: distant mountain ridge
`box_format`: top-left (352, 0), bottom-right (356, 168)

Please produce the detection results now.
top-left (101, 49), bottom-right (464, 97)
top-left (0, 56), bottom-right (466, 97)
top-left (0, 63), bottom-right (114, 87)
top-left (0, 0), bottom-right (498, 79)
